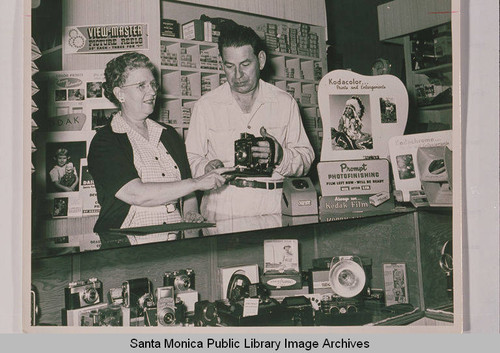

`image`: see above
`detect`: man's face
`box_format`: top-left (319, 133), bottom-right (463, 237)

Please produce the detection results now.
top-left (221, 45), bottom-right (265, 95)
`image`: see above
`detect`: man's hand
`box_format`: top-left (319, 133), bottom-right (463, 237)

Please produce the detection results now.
top-left (205, 159), bottom-right (225, 173)
top-left (251, 126), bottom-right (283, 165)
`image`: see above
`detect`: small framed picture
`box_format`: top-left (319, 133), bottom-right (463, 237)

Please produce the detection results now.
top-left (263, 239), bottom-right (299, 273)
top-left (383, 263), bottom-right (409, 306)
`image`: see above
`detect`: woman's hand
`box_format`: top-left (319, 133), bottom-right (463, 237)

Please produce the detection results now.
top-left (193, 167), bottom-right (234, 191)
top-left (183, 211), bottom-right (205, 223)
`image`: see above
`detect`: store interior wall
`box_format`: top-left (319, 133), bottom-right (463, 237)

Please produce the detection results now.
top-left (325, 0), bottom-right (405, 83)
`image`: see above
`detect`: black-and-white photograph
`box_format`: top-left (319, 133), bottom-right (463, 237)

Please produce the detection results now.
top-left (380, 97), bottom-right (397, 123)
top-left (52, 197), bottom-right (69, 217)
top-left (28, 0), bottom-right (461, 334)
top-left (68, 88), bottom-right (85, 101)
top-left (330, 95), bottom-right (373, 150)
top-left (54, 89), bottom-right (67, 101)
top-left (86, 81), bottom-right (103, 98)
top-left (396, 154), bottom-right (416, 180)
top-left (45, 141), bottom-right (86, 193)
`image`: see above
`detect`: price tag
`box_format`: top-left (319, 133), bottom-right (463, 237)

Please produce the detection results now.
top-left (242, 298), bottom-right (259, 317)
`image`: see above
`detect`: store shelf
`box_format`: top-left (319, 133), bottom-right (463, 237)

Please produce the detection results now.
top-left (418, 103), bottom-right (452, 111)
top-left (414, 63), bottom-right (452, 75)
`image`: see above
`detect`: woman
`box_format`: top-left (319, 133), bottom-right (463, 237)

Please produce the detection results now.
top-left (88, 52), bottom-right (230, 236)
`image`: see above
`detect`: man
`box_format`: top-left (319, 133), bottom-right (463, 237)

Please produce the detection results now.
top-left (185, 24), bottom-right (314, 221)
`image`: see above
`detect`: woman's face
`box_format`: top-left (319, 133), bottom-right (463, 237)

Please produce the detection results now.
top-left (115, 67), bottom-right (157, 121)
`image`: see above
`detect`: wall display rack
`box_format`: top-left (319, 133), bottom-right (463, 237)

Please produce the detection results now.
top-left (377, 0), bottom-right (452, 133)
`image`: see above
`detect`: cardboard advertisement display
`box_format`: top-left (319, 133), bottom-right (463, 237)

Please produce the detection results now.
top-left (36, 70), bottom-right (117, 132)
top-left (317, 70), bottom-right (408, 161)
top-left (388, 130), bottom-right (452, 202)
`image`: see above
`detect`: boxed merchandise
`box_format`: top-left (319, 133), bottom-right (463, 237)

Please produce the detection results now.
top-left (182, 19), bottom-right (204, 41)
top-left (161, 19), bottom-right (180, 38)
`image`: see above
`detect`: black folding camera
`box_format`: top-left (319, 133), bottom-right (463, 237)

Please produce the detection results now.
top-left (194, 300), bottom-right (220, 327)
top-left (215, 297), bottom-right (281, 326)
top-left (64, 278), bottom-right (103, 310)
top-left (164, 269), bottom-right (195, 292)
top-left (122, 277), bottom-right (154, 316)
top-left (280, 295), bottom-right (315, 326)
top-left (232, 133), bottom-right (275, 176)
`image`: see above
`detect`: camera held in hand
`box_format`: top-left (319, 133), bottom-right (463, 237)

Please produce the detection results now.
top-left (232, 133), bottom-right (275, 177)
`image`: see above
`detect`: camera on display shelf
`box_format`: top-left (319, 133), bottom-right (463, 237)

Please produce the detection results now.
top-left (64, 278), bottom-right (103, 310)
top-left (230, 132), bottom-right (276, 177)
top-left (78, 304), bottom-right (123, 327)
top-left (194, 300), bottom-right (220, 327)
top-left (122, 277), bottom-right (154, 316)
top-left (154, 286), bottom-right (187, 326)
top-left (280, 295), bottom-right (315, 326)
top-left (164, 268), bottom-right (195, 292)
top-left (319, 293), bottom-right (361, 316)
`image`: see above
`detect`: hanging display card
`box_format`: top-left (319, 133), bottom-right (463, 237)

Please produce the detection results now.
top-left (80, 159), bottom-right (101, 216)
top-left (37, 70), bottom-right (117, 132)
top-left (317, 159), bottom-right (392, 218)
top-left (388, 130), bottom-right (452, 202)
top-left (64, 23), bottom-right (148, 54)
top-left (317, 70), bottom-right (408, 162)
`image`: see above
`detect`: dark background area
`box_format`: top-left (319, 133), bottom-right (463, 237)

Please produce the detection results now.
top-left (325, 0), bottom-right (405, 83)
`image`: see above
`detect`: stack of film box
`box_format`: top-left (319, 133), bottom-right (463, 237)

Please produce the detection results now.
top-left (298, 24), bottom-right (310, 57)
top-left (277, 24), bottom-right (289, 53)
top-left (285, 67), bottom-right (295, 79)
top-left (200, 50), bottom-right (218, 70)
top-left (264, 23), bottom-right (279, 51)
top-left (161, 19), bottom-right (180, 38)
top-left (201, 77), bottom-right (211, 95)
top-left (286, 85), bottom-right (295, 97)
top-left (161, 107), bottom-right (178, 125)
top-left (309, 32), bottom-right (319, 58)
top-left (219, 75), bottom-right (227, 85)
top-left (289, 27), bottom-right (298, 55)
top-left (211, 23), bottom-right (221, 43)
top-left (314, 62), bottom-right (323, 81)
top-left (161, 45), bottom-right (178, 67)
top-left (181, 76), bottom-right (192, 96)
top-left (180, 48), bottom-right (196, 68)
top-left (203, 22), bottom-right (221, 43)
top-left (182, 101), bottom-right (195, 126)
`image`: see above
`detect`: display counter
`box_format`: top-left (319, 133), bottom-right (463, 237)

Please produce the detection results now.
top-left (31, 208), bottom-right (453, 328)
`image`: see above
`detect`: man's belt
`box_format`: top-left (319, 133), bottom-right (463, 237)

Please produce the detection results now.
top-left (227, 179), bottom-right (283, 190)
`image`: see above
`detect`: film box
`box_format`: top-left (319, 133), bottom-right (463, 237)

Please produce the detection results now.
top-left (182, 19), bottom-right (204, 41)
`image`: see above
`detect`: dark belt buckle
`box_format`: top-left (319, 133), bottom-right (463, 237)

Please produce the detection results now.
top-left (268, 183), bottom-right (275, 190)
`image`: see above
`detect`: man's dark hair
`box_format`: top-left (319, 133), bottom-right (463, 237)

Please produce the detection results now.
top-left (218, 23), bottom-right (265, 58)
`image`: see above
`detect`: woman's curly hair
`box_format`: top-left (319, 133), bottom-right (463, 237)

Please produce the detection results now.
top-left (102, 52), bottom-right (157, 106)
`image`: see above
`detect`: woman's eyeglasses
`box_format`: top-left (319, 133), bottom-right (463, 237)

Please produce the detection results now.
top-left (121, 80), bottom-right (159, 93)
